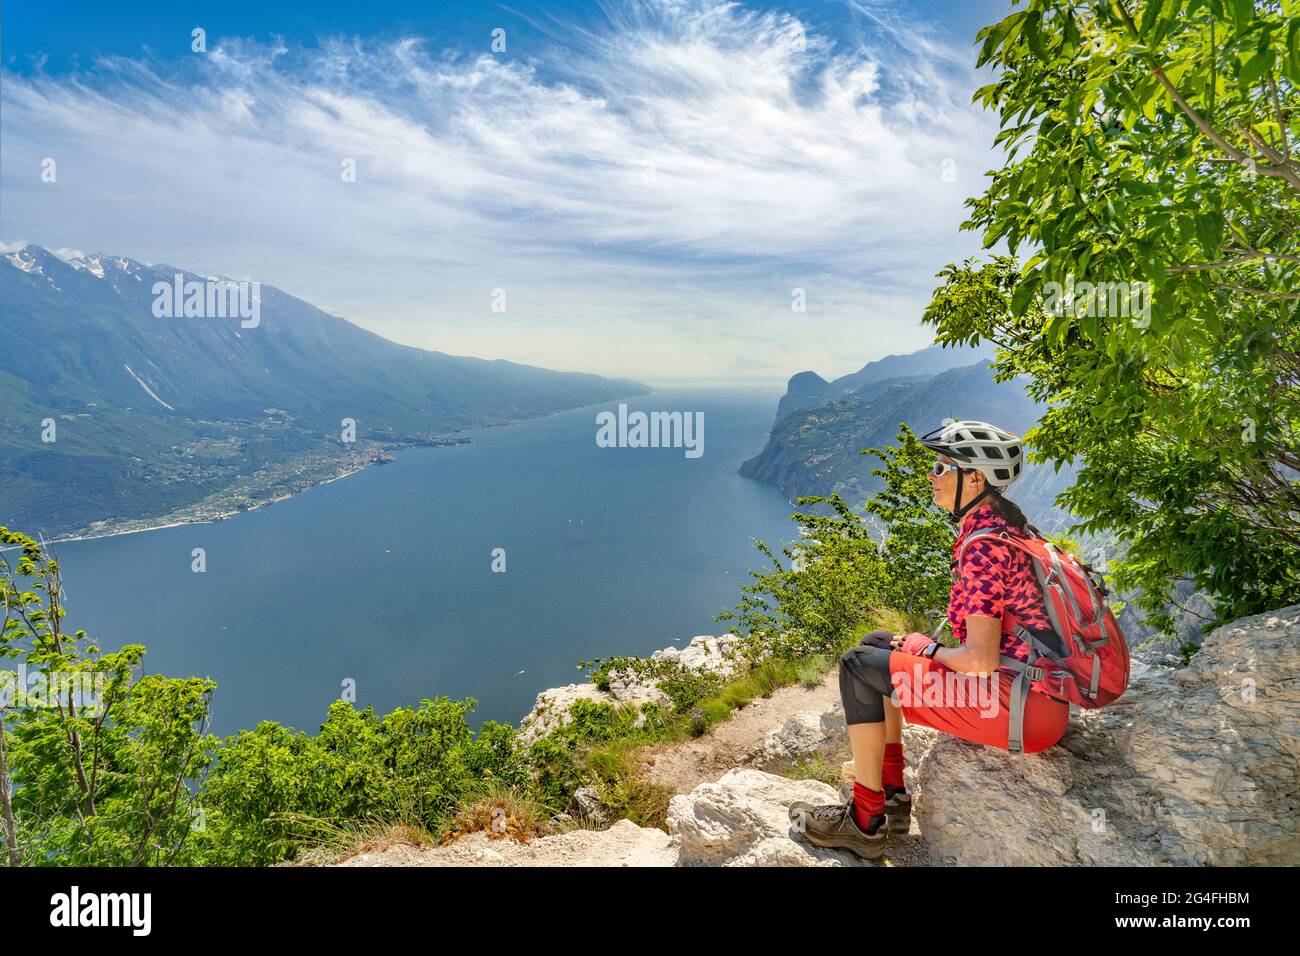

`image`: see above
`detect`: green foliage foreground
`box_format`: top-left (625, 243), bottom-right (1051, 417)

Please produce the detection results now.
top-left (0, 427), bottom-right (951, 865)
top-left (925, 0), bottom-right (1300, 630)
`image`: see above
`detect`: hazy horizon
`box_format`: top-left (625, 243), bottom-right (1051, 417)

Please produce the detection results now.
top-left (3, 239), bottom-right (984, 390)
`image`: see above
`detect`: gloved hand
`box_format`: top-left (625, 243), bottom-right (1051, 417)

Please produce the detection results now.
top-left (857, 629), bottom-right (896, 649)
top-left (895, 632), bottom-right (933, 657)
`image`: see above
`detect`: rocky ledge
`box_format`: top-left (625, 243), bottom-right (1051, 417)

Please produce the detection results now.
top-left (914, 602), bottom-right (1300, 866)
top-left (351, 604), bottom-right (1298, 866)
top-left (517, 634), bottom-right (742, 746)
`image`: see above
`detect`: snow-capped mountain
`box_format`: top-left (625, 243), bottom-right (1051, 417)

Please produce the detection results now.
top-left (0, 244), bottom-right (647, 534)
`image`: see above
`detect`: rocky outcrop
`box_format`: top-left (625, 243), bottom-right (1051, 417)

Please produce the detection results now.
top-left (665, 607), bottom-right (1298, 867)
top-left (337, 767), bottom-right (871, 867)
top-left (649, 633), bottom-right (741, 676)
top-left (668, 769), bottom-right (868, 866)
top-left (737, 360), bottom-right (1076, 533)
top-left (517, 634), bottom-right (740, 746)
top-left (757, 703), bottom-right (846, 764)
top-left (516, 680), bottom-right (669, 747)
top-left (915, 604), bottom-right (1300, 866)
top-left (355, 604), bottom-right (1297, 868)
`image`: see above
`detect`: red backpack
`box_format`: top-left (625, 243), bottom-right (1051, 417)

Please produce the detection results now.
top-left (956, 525), bottom-right (1130, 754)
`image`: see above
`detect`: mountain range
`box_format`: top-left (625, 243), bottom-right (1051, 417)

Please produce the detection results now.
top-left (0, 245), bottom-right (647, 537)
top-left (772, 342), bottom-right (995, 425)
top-left (740, 347), bottom-right (1078, 533)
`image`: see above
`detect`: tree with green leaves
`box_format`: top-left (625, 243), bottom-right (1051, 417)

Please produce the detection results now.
top-left (721, 425), bottom-right (951, 656)
top-left (862, 425), bottom-right (956, 622)
top-left (0, 528), bottom-right (216, 865)
top-left (719, 492), bottom-right (889, 662)
top-left (925, 0), bottom-right (1299, 632)
top-left (197, 697), bottom-right (529, 865)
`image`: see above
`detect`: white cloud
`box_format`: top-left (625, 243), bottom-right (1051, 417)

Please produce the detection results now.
top-left (0, 0), bottom-right (1000, 384)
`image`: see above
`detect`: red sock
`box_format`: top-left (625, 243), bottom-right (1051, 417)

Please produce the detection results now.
top-left (883, 743), bottom-right (905, 790)
top-left (851, 781), bottom-right (884, 832)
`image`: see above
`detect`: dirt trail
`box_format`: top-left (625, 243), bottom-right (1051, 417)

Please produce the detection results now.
top-left (631, 670), bottom-right (930, 866)
top-left (331, 667), bottom-right (933, 866)
top-left (636, 671), bottom-right (842, 793)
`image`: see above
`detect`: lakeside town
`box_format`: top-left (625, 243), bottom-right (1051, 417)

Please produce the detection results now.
top-left (54, 433), bottom-right (471, 544)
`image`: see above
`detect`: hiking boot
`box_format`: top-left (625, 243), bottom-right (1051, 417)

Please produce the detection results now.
top-left (788, 798), bottom-right (887, 861)
top-left (839, 782), bottom-right (911, 834)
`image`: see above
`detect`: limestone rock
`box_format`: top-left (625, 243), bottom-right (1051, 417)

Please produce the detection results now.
top-left (518, 634), bottom-right (740, 745)
top-left (570, 786), bottom-right (612, 826)
top-left (338, 818), bottom-right (677, 867)
top-left (651, 633), bottom-right (742, 677)
top-left (759, 702), bottom-right (847, 764)
top-left (913, 604), bottom-right (1300, 866)
top-left (1117, 604), bottom-right (1300, 865)
top-left (517, 678), bottom-right (669, 747)
top-left (516, 682), bottom-right (604, 747)
top-left (668, 768), bottom-right (869, 866)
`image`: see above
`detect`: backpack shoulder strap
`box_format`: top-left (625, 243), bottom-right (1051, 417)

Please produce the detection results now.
top-left (955, 526), bottom-right (1019, 566)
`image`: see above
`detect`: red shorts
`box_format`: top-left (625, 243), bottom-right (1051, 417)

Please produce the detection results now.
top-left (887, 651), bottom-right (1068, 754)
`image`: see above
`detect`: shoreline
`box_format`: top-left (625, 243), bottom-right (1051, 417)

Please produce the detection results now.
top-left (39, 391), bottom-right (654, 547)
top-left (46, 461), bottom-right (371, 546)
top-left (44, 444), bottom-right (419, 547)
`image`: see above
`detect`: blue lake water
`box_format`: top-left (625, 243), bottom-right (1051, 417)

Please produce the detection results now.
top-left (54, 388), bottom-right (801, 737)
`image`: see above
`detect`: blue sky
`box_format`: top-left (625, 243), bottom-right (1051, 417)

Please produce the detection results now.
top-left (2, 0), bottom-right (1016, 385)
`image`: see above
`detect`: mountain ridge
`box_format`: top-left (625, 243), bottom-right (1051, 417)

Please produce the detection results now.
top-left (772, 342), bottom-right (995, 426)
top-left (0, 244), bottom-right (649, 536)
top-left (741, 352), bottom-right (1077, 533)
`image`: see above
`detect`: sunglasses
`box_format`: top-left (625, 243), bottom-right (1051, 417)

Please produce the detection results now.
top-left (930, 460), bottom-right (963, 476)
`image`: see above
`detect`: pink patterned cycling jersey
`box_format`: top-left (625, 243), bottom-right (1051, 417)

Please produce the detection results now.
top-left (948, 503), bottom-right (1053, 674)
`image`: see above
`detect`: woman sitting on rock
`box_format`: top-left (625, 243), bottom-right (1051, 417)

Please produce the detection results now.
top-left (789, 420), bottom-right (1070, 860)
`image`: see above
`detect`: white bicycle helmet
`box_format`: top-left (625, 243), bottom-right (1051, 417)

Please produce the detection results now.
top-left (919, 420), bottom-right (1024, 491)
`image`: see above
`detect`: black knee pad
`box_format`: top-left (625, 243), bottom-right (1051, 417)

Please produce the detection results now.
top-left (839, 644), bottom-right (894, 725)
top-left (857, 629), bottom-right (895, 650)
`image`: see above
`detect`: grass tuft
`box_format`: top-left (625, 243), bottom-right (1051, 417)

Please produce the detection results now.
top-left (290, 818), bottom-right (437, 867)
top-left (443, 781), bottom-right (553, 844)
